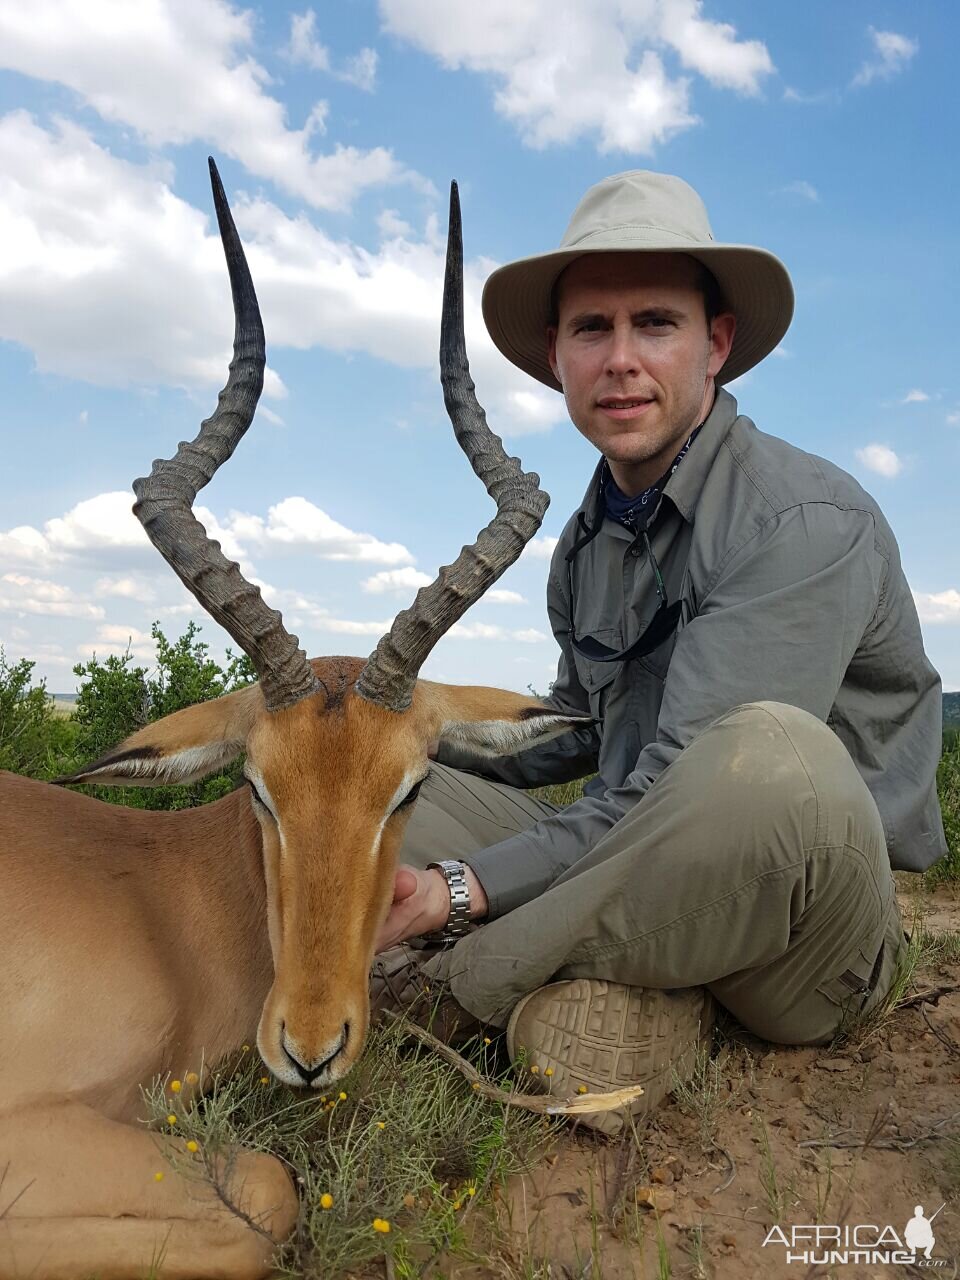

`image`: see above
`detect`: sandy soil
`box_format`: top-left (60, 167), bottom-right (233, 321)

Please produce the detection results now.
top-left (461, 882), bottom-right (960, 1279)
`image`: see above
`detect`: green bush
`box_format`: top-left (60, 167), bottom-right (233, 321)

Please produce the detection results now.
top-left (0, 649), bottom-right (76, 777)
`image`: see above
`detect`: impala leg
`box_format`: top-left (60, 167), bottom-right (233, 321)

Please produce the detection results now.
top-left (0, 1103), bottom-right (298, 1280)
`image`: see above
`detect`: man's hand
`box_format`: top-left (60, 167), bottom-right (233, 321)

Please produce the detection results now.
top-left (375, 863), bottom-right (489, 953)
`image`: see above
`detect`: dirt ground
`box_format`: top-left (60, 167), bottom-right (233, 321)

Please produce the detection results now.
top-left (461, 881), bottom-right (960, 1280)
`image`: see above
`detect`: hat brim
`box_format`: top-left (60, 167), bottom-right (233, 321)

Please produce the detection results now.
top-left (482, 240), bottom-right (794, 390)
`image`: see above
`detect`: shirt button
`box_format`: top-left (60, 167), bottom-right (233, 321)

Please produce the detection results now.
top-left (630, 548), bottom-right (642, 557)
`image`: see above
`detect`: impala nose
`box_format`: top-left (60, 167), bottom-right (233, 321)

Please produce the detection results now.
top-left (281, 1023), bottom-right (349, 1085)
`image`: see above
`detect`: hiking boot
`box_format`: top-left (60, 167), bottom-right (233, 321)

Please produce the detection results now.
top-left (369, 943), bottom-right (482, 1046)
top-left (506, 979), bottom-right (715, 1136)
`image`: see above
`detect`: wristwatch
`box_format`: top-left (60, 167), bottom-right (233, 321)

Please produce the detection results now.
top-left (424, 859), bottom-right (472, 944)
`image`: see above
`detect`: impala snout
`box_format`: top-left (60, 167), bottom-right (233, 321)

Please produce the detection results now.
top-left (280, 1022), bottom-right (349, 1086)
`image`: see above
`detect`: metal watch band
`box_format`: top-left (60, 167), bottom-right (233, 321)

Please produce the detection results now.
top-left (424, 859), bottom-right (471, 944)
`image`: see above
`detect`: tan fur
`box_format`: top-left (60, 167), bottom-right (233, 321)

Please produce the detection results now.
top-left (1, 656), bottom-right (590, 1278)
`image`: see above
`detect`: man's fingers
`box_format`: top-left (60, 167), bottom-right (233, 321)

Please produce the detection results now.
top-left (393, 865), bottom-right (419, 902)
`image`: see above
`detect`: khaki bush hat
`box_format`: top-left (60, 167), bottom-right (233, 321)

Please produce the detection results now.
top-left (482, 170), bottom-right (794, 389)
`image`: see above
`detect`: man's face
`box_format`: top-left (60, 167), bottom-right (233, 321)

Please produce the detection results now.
top-left (547, 252), bottom-right (735, 496)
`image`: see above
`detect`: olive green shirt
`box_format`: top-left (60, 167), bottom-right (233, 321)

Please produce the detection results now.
top-left (438, 387), bottom-right (947, 919)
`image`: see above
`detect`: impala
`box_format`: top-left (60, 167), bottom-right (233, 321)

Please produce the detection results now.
top-left (0, 162), bottom-right (590, 1280)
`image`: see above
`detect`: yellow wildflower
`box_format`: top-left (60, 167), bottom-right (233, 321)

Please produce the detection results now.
top-left (320, 1193), bottom-right (334, 1211)
top-left (154, 1171), bottom-right (164, 1182)
top-left (577, 1085), bottom-right (588, 1095)
top-left (241, 1044), bottom-right (250, 1052)
top-left (544, 1067), bottom-right (554, 1078)
top-left (260, 1076), bottom-right (269, 1084)
top-left (185, 1071), bottom-right (199, 1085)
top-left (372, 1217), bottom-right (391, 1233)
top-left (471, 1081), bottom-right (480, 1090)
top-left (376, 1121), bottom-right (386, 1129)
top-left (169, 1079), bottom-right (182, 1094)
top-left (467, 1186), bottom-right (476, 1197)
top-left (529, 1064), bottom-right (539, 1074)
top-left (483, 1037), bottom-right (492, 1045)
top-left (453, 1200), bottom-right (462, 1210)
top-left (339, 1091), bottom-right (347, 1101)
top-left (166, 1114), bottom-right (177, 1125)
top-left (186, 1141), bottom-right (199, 1153)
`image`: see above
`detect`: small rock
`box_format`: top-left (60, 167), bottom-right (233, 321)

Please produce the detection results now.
top-left (402, 1193), bottom-right (416, 1209)
top-left (817, 1056), bottom-right (854, 1071)
top-left (694, 1195), bottom-right (713, 1209)
top-left (721, 1232), bottom-right (737, 1249)
top-left (860, 1043), bottom-right (881, 1061)
top-left (635, 1186), bottom-right (676, 1211)
top-left (924, 1056), bottom-right (935, 1068)
top-left (651, 1165), bottom-right (675, 1185)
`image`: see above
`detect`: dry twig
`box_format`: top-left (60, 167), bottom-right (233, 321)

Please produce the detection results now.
top-left (383, 1012), bottom-right (645, 1117)
top-left (798, 1108), bottom-right (960, 1152)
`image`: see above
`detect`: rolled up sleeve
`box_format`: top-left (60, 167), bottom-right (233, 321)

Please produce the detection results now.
top-left (465, 503), bottom-right (885, 918)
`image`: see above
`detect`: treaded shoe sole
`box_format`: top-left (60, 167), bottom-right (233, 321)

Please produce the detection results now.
top-left (506, 979), bottom-right (714, 1136)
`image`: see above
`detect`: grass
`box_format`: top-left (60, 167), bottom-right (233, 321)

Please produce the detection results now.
top-left (143, 1019), bottom-right (556, 1279)
top-left (926, 735), bottom-right (960, 887)
top-left (670, 1038), bottom-right (750, 1153)
top-left (753, 1113), bottom-right (800, 1223)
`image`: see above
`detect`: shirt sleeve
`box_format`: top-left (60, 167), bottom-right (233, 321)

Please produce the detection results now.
top-left (432, 564), bottom-right (601, 789)
top-left (464, 503), bottom-right (885, 918)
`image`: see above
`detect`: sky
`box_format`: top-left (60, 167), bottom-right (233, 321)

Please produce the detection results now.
top-left (1, 0), bottom-right (957, 699)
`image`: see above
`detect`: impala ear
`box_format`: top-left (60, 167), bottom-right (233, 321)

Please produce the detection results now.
top-left (427, 682), bottom-right (595, 759)
top-left (55, 684), bottom-right (262, 787)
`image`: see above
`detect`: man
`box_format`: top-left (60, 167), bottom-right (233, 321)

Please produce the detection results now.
top-left (371, 170), bottom-right (947, 1134)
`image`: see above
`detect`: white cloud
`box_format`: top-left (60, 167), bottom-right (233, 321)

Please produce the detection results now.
top-left (913, 589), bottom-right (960, 625)
top-left (447, 621), bottom-right (548, 641)
top-left (484, 589), bottom-right (527, 605)
top-left (781, 180), bottom-right (819, 203)
top-left (947, 412), bottom-right (960, 426)
top-left (362, 567), bottom-right (434, 594)
top-left (285, 9), bottom-right (331, 70)
top-left (0, 0), bottom-right (418, 211)
top-left (855, 443), bottom-right (903, 478)
top-left (94, 575), bottom-right (157, 603)
top-left (379, 0), bottom-right (773, 153)
top-left (226, 497), bottom-right (414, 564)
top-left (0, 491), bottom-right (415, 583)
top-left (521, 535), bottom-right (560, 561)
top-left (852, 27), bottom-right (918, 89)
top-left (782, 86), bottom-right (840, 106)
top-left (341, 48), bottom-right (378, 92)
top-left (0, 116), bottom-right (561, 433)
top-left (0, 572), bottom-right (105, 619)
top-left (901, 388), bottom-right (930, 404)
top-left (0, 492), bottom-right (149, 569)
top-left (285, 11), bottom-right (379, 91)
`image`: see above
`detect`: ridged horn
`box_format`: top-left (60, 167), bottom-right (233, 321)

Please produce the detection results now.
top-left (132, 157), bottom-right (320, 713)
top-left (354, 181), bottom-right (550, 712)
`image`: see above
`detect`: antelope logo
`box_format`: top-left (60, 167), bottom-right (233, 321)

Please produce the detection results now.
top-left (0, 162), bottom-right (591, 1279)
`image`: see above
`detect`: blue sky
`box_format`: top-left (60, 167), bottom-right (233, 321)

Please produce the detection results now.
top-left (1, 0), bottom-right (957, 698)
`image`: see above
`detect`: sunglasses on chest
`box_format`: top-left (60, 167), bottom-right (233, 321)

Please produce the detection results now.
top-left (565, 513), bottom-right (683, 664)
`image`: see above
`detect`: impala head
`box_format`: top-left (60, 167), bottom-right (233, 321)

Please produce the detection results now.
top-left (58, 160), bottom-right (591, 1089)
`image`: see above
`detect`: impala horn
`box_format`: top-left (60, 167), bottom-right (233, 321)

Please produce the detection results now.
top-left (354, 182), bottom-right (550, 713)
top-left (133, 158), bottom-right (320, 713)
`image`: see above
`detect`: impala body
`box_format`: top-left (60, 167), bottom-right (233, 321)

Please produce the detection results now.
top-left (0, 166), bottom-right (588, 1280)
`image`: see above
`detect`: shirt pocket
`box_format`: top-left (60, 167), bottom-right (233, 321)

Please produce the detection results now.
top-left (571, 628), bottom-right (621, 720)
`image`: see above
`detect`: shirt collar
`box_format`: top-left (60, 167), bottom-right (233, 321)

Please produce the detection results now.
top-left (576, 385), bottom-right (740, 533)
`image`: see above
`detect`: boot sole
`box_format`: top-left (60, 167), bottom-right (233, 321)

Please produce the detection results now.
top-left (506, 979), bottom-right (714, 1135)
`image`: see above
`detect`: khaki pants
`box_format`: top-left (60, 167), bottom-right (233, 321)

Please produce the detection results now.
top-left (401, 701), bottom-right (908, 1045)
